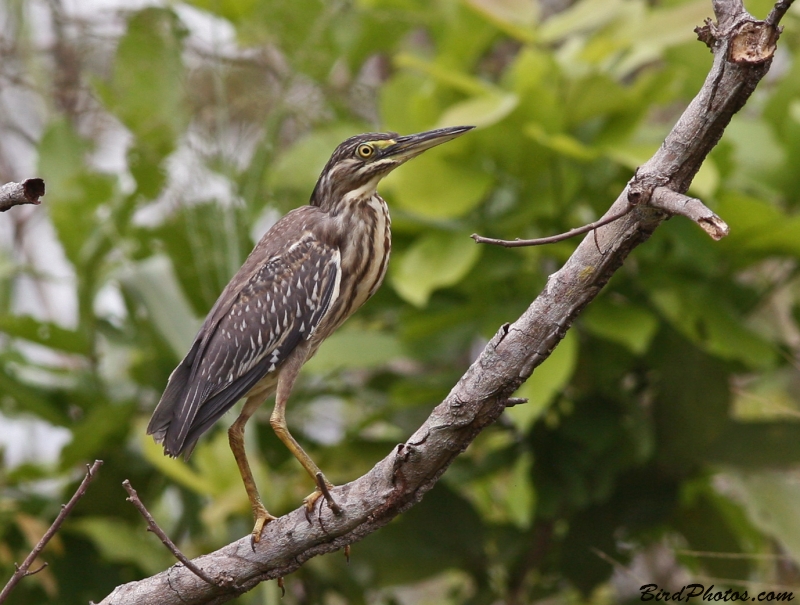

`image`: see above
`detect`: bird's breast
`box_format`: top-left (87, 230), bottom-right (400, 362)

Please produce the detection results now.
top-left (325, 195), bottom-right (391, 330)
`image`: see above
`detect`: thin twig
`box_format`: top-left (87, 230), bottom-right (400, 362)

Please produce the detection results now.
top-left (693, 574), bottom-right (798, 592)
top-left (0, 460), bottom-right (103, 604)
top-left (20, 563), bottom-right (47, 577)
top-left (591, 547), bottom-right (648, 585)
top-left (649, 187), bottom-right (729, 239)
top-left (471, 203), bottom-right (633, 248)
top-left (766, 0), bottom-right (794, 26)
top-left (0, 179), bottom-right (45, 212)
top-left (121, 480), bottom-right (219, 587)
top-left (675, 548), bottom-right (797, 561)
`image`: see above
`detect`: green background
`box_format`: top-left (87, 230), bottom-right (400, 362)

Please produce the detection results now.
top-left (2, 0), bottom-right (800, 603)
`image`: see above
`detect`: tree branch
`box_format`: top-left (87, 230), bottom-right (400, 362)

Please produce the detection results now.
top-left (0, 460), bottom-right (102, 604)
top-left (470, 203), bottom-right (635, 248)
top-left (0, 179), bottom-right (45, 212)
top-left (96, 2), bottom-right (792, 603)
top-left (122, 480), bottom-right (223, 589)
top-left (650, 187), bottom-right (729, 240)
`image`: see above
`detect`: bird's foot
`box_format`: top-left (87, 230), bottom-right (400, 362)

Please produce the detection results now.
top-left (250, 505), bottom-right (277, 548)
top-left (304, 472), bottom-right (342, 517)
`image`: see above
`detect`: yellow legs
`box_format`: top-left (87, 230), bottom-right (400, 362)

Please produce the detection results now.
top-left (228, 350), bottom-right (340, 545)
top-left (228, 395), bottom-right (277, 544)
top-left (270, 352), bottom-right (341, 516)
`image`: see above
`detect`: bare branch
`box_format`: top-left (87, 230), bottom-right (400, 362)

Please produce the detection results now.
top-left (0, 460), bottom-right (103, 604)
top-left (20, 563), bottom-right (48, 577)
top-left (712, 0), bottom-right (746, 30)
top-left (471, 184), bottom-right (729, 248)
top-left (767, 0), bottom-right (793, 26)
top-left (122, 480), bottom-right (222, 589)
top-left (95, 2), bottom-right (793, 603)
top-left (471, 203), bottom-right (634, 248)
top-left (650, 187), bottom-right (729, 240)
top-left (0, 179), bottom-right (45, 212)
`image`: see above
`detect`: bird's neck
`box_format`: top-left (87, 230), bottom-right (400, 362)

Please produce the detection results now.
top-left (322, 192), bottom-right (391, 328)
top-left (312, 173), bottom-right (382, 214)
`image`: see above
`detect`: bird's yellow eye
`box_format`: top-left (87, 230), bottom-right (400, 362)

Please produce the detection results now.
top-left (356, 144), bottom-right (374, 159)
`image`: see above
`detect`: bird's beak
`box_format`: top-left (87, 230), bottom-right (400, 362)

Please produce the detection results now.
top-left (383, 125), bottom-right (474, 162)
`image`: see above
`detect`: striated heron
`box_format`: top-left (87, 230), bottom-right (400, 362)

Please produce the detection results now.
top-left (147, 125), bottom-right (474, 542)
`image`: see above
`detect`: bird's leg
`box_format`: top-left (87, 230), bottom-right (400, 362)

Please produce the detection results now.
top-left (229, 395), bottom-right (277, 544)
top-left (271, 350), bottom-right (340, 514)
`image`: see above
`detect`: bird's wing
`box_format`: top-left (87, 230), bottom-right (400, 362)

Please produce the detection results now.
top-left (147, 231), bottom-right (341, 457)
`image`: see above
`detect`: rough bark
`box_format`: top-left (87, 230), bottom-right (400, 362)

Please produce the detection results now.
top-left (0, 179), bottom-right (45, 212)
top-left (96, 1), bottom-right (790, 603)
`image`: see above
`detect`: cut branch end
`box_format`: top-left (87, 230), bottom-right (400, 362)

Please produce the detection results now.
top-left (650, 187), bottom-right (729, 240)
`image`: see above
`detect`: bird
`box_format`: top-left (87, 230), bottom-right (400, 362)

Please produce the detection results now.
top-left (147, 125), bottom-right (474, 543)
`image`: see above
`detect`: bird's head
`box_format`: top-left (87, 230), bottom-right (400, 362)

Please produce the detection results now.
top-left (310, 125), bottom-right (474, 212)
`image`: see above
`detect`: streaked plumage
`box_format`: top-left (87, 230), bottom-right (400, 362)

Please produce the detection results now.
top-left (147, 125), bottom-right (474, 543)
top-left (148, 220), bottom-right (342, 455)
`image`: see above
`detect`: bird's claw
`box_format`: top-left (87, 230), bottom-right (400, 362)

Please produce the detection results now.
top-left (303, 472), bottom-right (342, 518)
top-left (250, 505), bottom-right (277, 549)
top-left (304, 489), bottom-right (324, 513)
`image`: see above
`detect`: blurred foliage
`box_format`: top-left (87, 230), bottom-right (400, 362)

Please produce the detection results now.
top-left (2, 0), bottom-right (800, 603)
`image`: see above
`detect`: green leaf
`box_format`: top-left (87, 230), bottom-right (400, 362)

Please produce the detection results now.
top-left (393, 53), bottom-right (491, 97)
top-left (582, 298), bottom-right (658, 354)
top-left (37, 119), bottom-right (89, 192)
top-left (438, 92), bottom-right (518, 129)
top-left (117, 255), bottom-right (201, 359)
top-left (140, 430), bottom-right (214, 495)
top-left (59, 402), bottom-right (136, 468)
top-left (507, 330), bottom-right (578, 432)
top-left (380, 71), bottom-right (444, 135)
top-left (455, 447), bottom-right (535, 529)
top-left (723, 116), bottom-right (784, 190)
top-left (636, 1), bottom-right (713, 52)
top-left (0, 315), bottom-right (90, 355)
top-left (717, 193), bottom-right (800, 259)
top-left (526, 122), bottom-right (598, 161)
top-left (464, 0), bottom-right (537, 42)
top-left (305, 329), bottom-right (406, 373)
top-left (38, 120), bottom-right (115, 268)
top-left (71, 517), bottom-right (173, 575)
top-left (154, 202), bottom-right (252, 316)
top-left (650, 285), bottom-right (776, 369)
top-left (383, 150), bottom-right (491, 219)
top-left (612, 0), bottom-right (715, 76)
top-left (538, 0), bottom-right (624, 43)
top-left (390, 231), bottom-right (482, 307)
top-left (716, 192), bottom-right (782, 232)
top-left (709, 422), bottom-right (800, 467)
top-left (356, 482), bottom-right (485, 586)
top-left (506, 452), bottom-right (536, 528)
top-left (719, 470), bottom-right (800, 566)
top-left (183, 0), bottom-right (258, 23)
top-left (98, 7), bottom-right (187, 141)
top-left (674, 483), bottom-right (755, 581)
top-left (268, 125), bottom-right (359, 194)
top-left (0, 370), bottom-right (69, 426)
top-left (605, 141), bottom-right (719, 198)
top-left (565, 74), bottom-right (630, 126)
top-left (94, 7), bottom-right (187, 194)
top-left (650, 329), bottom-right (732, 473)
top-left (689, 157), bottom-right (720, 199)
